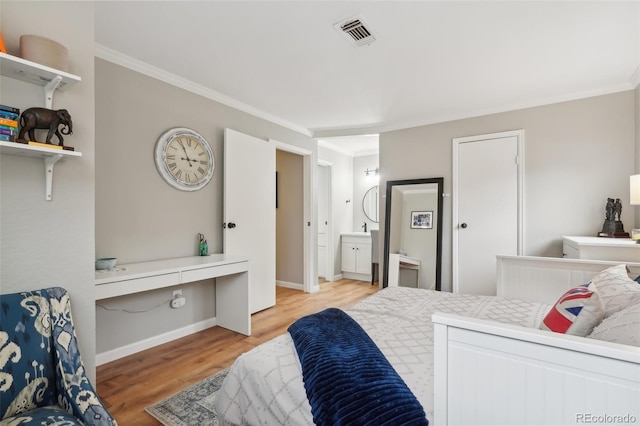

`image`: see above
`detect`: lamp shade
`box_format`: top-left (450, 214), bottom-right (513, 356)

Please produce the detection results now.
top-left (631, 174), bottom-right (640, 205)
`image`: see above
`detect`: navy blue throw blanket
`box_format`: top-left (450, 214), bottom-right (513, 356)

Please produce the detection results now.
top-left (288, 308), bottom-right (428, 426)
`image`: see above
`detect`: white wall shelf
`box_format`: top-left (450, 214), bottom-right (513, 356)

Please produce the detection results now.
top-left (0, 141), bottom-right (82, 201)
top-left (0, 52), bottom-right (82, 200)
top-left (0, 51), bottom-right (81, 108)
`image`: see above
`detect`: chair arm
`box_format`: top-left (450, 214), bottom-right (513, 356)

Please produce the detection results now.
top-left (46, 287), bottom-right (117, 426)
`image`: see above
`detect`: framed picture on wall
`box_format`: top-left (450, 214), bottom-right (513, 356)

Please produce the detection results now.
top-left (410, 211), bottom-right (433, 229)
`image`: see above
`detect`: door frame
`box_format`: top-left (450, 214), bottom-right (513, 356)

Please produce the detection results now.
top-left (318, 160), bottom-right (334, 283)
top-left (271, 139), bottom-right (317, 293)
top-left (452, 130), bottom-right (525, 293)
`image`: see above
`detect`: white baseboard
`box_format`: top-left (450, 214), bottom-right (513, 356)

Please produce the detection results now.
top-left (96, 317), bottom-right (217, 366)
top-left (276, 280), bottom-right (303, 290)
top-left (342, 272), bottom-right (372, 282)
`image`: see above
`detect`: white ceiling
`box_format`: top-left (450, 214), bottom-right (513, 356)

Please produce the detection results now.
top-left (95, 1), bottom-right (640, 148)
top-left (318, 134), bottom-right (379, 157)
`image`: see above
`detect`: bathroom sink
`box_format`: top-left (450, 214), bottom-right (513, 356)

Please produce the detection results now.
top-left (342, 232), bottom-right (370, 237)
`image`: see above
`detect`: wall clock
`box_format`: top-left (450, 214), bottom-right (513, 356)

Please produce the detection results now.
top-left (154, 127), bottom-right (215, 191)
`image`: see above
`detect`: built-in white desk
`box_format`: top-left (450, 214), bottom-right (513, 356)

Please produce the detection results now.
top-left (95, 254), bottom-right (250, 335)
top-left (388, 253), bottom-right (421, 287)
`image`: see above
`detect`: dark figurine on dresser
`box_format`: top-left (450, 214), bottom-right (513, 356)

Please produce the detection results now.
top-left (599, 197), bottom-right (629, 238)
top-left (18, 107), bottom-right (73, 146)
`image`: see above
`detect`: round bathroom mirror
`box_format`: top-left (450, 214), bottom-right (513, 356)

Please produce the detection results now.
top-left (363, 185), bottom-right (379, 223)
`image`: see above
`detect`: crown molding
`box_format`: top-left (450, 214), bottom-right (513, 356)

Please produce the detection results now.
top-left (94, 44), bottom-right (639, 139)
top-left (94, 44), bottom-right (313, 137)
top-left (315, 83), bottom-right (636, 136)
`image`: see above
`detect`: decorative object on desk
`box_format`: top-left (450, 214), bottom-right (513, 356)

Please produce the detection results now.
top-left (598, 196), bottom-right (629, 238)
top-left (95, 257), bottom-right (118, 271)
top-left (17, 107), bottom-right (73, 146)
top-left (155, 127), bottom-right (215, 191)
top-left (19, 34), bottom-right (69, 72)
top-left (410, 211), bottom-right (433, 229)
top-left (198, 233), bottom-right (209, 256)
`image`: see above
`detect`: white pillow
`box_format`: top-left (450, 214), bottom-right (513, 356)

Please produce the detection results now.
top-left (539, 286), bottom-right (604, 337)
top-left (588, 302), bottom-right (640, 347)
top-left (587, 264), bottom-right (640, 318)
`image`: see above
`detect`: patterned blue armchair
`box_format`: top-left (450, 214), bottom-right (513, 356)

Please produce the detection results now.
top-left (0, 287), bottom-right (116, 425)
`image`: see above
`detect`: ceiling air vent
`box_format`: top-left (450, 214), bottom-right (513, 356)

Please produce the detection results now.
top-left (334, 15), bottom-right (377, 47)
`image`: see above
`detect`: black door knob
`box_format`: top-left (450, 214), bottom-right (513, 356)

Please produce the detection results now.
top-left (460, 223), bottom-right (468, 229)
top-left (228, 222), bottom-right (237, 229)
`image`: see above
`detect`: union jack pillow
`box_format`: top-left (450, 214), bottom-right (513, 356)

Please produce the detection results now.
top-left (540, 286), bottom-right (604, 336)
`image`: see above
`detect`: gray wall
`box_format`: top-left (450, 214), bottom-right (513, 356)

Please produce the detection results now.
top-left (276, 149), bottom-right (304, 285)
top-left (380, 91), bottom-right (635, 292)
top-left (353, 154), bottom-right (380, 231)
top-left (95, 59), bottom-right (315, 354)
top-left (0, 2), bottom-right (97, 381)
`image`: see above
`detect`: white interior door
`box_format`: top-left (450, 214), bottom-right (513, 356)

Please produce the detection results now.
top-left (453, 131), bottom-right (523, 295)
top-left (317, 164), bottom-right (329, 279)
top-left (224, 128), bottom-right (275, 313)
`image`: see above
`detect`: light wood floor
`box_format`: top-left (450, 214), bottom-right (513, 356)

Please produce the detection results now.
top-left (96, 278), bottom-right (378, 425)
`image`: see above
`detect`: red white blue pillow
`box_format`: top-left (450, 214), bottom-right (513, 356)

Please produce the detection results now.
top-left (540, 286), bottom-right (604, 336)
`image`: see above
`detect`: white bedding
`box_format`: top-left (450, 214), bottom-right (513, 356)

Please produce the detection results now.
top-left (214, 287), bottom-right (551, 425)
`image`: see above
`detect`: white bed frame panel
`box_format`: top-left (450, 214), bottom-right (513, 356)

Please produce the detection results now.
top-left (435, 256), bottom-right (640, 425)
top-left (496, 255), bottom-right (640, 305)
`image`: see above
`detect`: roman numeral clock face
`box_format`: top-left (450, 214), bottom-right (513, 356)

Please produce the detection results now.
top-left (154, 128), bottom-right (215, 191)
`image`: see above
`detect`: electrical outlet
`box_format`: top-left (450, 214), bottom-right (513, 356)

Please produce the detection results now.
top-left (171, 296), bottom-right (186, 308)
top-left (171, 289), bottom-right (185, 308)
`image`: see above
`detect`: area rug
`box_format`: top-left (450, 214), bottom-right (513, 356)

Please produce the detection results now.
top-left (145, 368), bottom-right (229, 426)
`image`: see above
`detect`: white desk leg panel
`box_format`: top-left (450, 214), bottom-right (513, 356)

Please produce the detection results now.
top-left (388, 254), bottom-right (400, 287)
top-left (216, 271), bottom-right (251, 335)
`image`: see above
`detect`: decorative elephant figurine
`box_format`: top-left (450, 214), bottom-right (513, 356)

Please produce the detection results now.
top-left (18, 107), bottom-right (73, 146)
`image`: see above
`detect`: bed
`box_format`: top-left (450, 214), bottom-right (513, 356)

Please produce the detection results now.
top-left (214, 256), bottom-right (640, 425)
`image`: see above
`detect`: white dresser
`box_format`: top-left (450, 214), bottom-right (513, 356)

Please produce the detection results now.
top-left (341, 232), bottom-right (372, 281)
top-left (562, 236), bottom-right (640, 262)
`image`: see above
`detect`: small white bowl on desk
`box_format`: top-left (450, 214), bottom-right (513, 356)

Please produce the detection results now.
top-left (95, 258), bottom-right (118, 271)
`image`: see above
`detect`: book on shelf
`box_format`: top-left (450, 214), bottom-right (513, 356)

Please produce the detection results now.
top-left (27, 141), bottom-right (63, 150)
top-left (0, 134), bottom-right (16, 142)
top-left (0, 110), bottom-right (19, 120)
top-left (0, 104), bottom-right (20, 114)
top-left (0, 126), bottom-right (17, 136)
top-left (24, 140), bottom-right (74, 151)
top-left (0, 117), bottom-right (18, 128)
